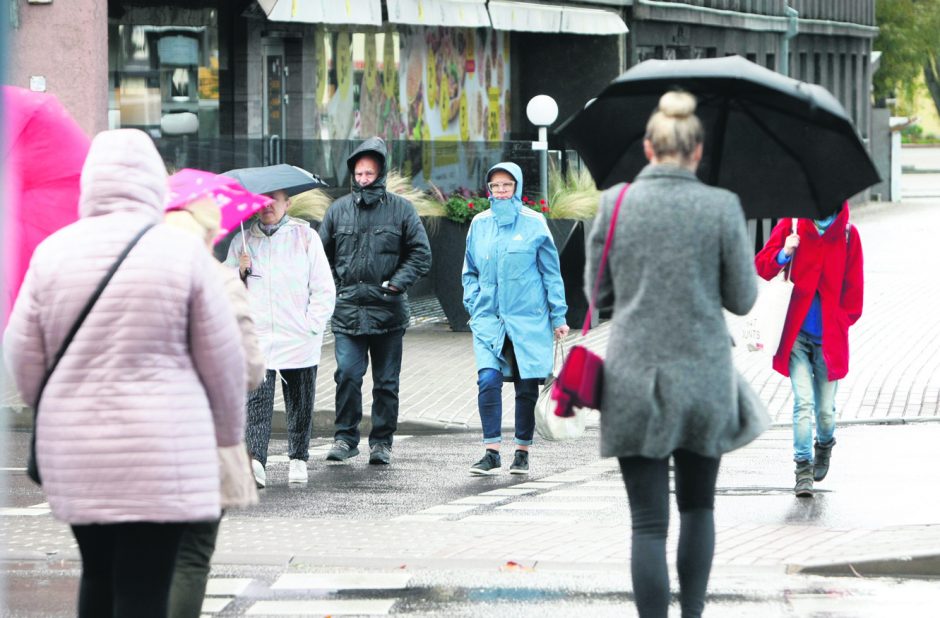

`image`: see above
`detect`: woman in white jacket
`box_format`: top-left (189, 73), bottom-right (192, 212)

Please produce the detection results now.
top-left (225, 189), bottom-right (336, 487)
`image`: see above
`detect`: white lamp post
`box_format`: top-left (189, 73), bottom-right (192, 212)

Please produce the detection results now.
top-left (526, 95), bottom-right (559, 204)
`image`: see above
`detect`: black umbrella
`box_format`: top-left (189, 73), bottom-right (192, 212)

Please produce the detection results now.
top-left (222, 163), bottom-right (328, 197)
top-left (556, 55), bottom-right (880, 220)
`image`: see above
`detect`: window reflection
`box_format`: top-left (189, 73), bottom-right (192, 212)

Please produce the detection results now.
top-left (108, 9), bottom-right (219, 139)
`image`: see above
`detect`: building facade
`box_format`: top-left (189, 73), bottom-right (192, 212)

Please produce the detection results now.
top-left (7, 0), bottom-right (877, 199)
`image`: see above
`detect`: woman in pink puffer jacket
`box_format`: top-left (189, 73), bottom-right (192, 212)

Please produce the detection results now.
top-left (3, 129), bottom-right (246, 617)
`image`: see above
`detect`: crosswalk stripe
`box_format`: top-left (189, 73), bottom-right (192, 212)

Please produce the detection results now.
top-left (205, 578), bottom-right (252, 596)
top-left (462, 514), bottom-right (575, 523)
top-left (0, 508), bottom-right (49, 517)
top-left (496, 501), bottom-right (615, 511)
top-left (199, 597), bottom-right (231, 614)
top-left (420, 504), bottom-right (478, 514)
top-left (450, 496), bottom-right (506, 505)
top-left (246, 599), bottom-right (396, 615)
top-left (481, 487), bottom-right (539, 496)
top-left (271, 572), bottom-right (411, 590)
top-left (543, 489), bottom-right (625, 498)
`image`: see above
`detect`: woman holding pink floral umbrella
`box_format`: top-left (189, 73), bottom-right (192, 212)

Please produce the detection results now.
top-left (164, 168), bottom-right (270, 617)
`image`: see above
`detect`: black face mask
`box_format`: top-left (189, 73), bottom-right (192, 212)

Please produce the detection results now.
top-left (353, 180), bottom-right (385, 206)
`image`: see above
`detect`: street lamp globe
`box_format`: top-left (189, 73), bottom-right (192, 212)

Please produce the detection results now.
top-left (526, 95), bottom-right (559, 127)
top-left (526, 95), bottom-right (558, 205)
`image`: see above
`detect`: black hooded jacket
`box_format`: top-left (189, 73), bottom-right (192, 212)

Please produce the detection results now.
top-left (319, 137), bottom-right (432, 335)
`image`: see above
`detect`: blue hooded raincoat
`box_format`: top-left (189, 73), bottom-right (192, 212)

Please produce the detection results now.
top-left (462, 162), bottom-right (568, 380)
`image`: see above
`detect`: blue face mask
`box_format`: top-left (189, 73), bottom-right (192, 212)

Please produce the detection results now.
top-left (814, 213), bottom-right (837, 228)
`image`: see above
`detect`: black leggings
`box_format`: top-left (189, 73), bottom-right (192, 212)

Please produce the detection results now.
top-left (618, 450), bottom-right (721, 618)
top-left (71, 522), bottom-right (187, 618)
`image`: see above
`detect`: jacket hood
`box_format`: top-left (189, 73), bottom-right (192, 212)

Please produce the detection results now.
top-left (79, 129), bottom-right (167, 221)
top-left (346, 137), bottom-right (388, 207)
top-left (486, 162), bottom-right (524, 201)
top-left (486, 162), bottom-right (524, 225)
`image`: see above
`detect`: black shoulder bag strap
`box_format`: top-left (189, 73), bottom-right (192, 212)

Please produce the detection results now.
top-left (27, 223), bottom-right (155, 485)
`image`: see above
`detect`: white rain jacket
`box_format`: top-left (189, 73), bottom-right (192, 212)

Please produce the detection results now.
top-left (226, 217), bottom-right (336, 369)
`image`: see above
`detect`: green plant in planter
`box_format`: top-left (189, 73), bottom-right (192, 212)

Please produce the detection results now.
top-left (547, 165), bottom-right (600, 220)
top-left (444, 194), bottom-right (490, 224)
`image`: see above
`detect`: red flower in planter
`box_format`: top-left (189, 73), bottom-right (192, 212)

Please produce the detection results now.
top-left (468, 202), bottom-right (474, 209)
top-left (539, 199), bottom-right (546, 205)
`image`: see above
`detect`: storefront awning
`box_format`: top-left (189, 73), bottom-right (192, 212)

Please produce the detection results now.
top-left (488, 1), bottom-right (627, 35)
top-left (257, 0), bottom-right (382, 27)
top-left (561, 5), bottom-right (629, 34)
top-left (387, 0), bottom-right (490, 28)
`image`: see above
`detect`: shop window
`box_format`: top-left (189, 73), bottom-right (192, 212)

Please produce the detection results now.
top-left (108, 8), bottom-right (220, 139)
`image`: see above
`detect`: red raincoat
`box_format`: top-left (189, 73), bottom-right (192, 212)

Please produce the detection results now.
top-left (754, 203), bottom-right (864, 380)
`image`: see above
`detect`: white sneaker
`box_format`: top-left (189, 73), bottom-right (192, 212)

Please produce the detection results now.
top-left (252, 459), bottom-right (266, 488)
top-left (288, 459), bottom-right (308, 483)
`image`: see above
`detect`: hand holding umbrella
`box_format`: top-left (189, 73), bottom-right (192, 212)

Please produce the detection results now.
top-left (238, 251), bottom-right (252, 281)
top-left (782, 231), bottom-right (800, 257)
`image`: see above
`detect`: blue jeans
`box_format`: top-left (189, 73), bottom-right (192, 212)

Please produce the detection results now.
top-left (333, 329), bottom-right (404, 448)
top-left (477, 368), bottom-right (538, 446)
top-left (789, 333), bottom-right (838, 462)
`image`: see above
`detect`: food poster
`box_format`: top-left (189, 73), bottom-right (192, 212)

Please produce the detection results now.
top-left (314, 27), bottom-right (510, 188)
top-left (357, 32), bottom-right (406, 140)
top-left (398, 27), bottom-right (511, 186)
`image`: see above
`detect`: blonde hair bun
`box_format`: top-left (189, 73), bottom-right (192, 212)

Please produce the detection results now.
top-left (657, 91), bottom-right (697, 119)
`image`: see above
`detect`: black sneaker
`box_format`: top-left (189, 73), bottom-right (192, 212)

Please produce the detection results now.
top-left (326, 440), bottom-right (359, 462)
top-left (469, 450), bottom-right (501, 476)
top-left (509, 450), bottom-right (529, 475)
top-left (369, 443), bottom-right (392, 465)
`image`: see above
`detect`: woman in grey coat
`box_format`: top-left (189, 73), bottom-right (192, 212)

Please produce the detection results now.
top-left (584, 91), bottom-right (766, 618)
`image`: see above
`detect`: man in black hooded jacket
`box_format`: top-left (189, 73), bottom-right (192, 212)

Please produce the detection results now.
top-left (319, 137), bottom-right (432, 465)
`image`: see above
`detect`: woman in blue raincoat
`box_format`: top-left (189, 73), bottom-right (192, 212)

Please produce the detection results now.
top-left (462, 162), bottom-right (569, 476)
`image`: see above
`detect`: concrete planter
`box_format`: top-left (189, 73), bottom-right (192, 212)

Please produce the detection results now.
top-left (546, 219), bottom-right (590, 330)
top-left (424, 217), bottom-right (590, 332)
top-left (425, 218), bottom-right (472, 331)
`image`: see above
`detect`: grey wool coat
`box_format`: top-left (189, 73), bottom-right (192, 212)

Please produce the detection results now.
top-left (584, 164), bottom-right (769, 460)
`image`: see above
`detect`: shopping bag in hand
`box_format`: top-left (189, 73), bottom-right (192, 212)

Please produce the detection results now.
top-left (535, 343), bottom-right (587, 441)
top-left (549, 183), bottom-right (628, 419)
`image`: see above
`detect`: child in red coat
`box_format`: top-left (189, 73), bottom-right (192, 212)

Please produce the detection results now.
top-left (755, 202), bottom-right (864, 497)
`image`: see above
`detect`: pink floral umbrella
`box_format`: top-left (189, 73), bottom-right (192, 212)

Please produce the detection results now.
top-left (167, 169), bottom-right (273, 245)
top-left (3, 86), bottom-right (90, 322)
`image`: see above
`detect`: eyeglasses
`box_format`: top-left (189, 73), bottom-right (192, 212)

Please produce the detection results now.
top-left (488, 182), bottom-right (515, 191)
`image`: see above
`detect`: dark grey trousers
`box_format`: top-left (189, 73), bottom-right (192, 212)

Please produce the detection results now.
top-left (168, 518), bottom-right (221, 618)
top-left (245, 366), bottom-right (317, 466)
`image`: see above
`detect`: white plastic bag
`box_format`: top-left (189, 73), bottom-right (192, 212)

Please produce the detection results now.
top-left (728, 220), bottom-right (797, 355)
top-left (736, 270), bottom-right (794, 353)
top-left (534, 344), bottom-right (587, 441)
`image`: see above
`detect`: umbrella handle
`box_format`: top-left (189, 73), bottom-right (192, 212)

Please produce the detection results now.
top-left (785, 218), bottom-right (798, 281)
top-left (240, 221), bottom-right (249, 255)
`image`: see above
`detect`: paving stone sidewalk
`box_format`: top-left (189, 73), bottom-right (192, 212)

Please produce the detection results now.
top-left (3, 430), bottom-right (939, 577)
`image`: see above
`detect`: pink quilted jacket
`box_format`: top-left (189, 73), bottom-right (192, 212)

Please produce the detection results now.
top-left (3, 129), bottom-right (246, 524)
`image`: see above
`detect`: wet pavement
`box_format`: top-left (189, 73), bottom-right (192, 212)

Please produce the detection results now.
top-left (3, 424), bottom-right (940, 616)
top-left (2, 160), bottom-right (940, 615)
